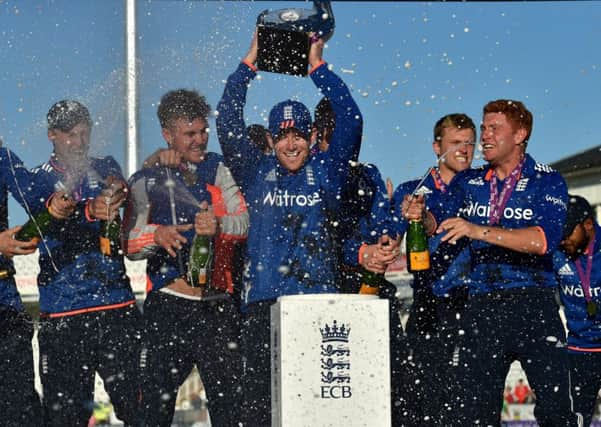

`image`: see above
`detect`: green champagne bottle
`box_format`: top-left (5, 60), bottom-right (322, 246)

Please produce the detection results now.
top-left (187, 233), bottom-right (213, 288)
top-left (15, 208), bottom-right (54, 244)
top-left (359, 269), bottom-right (383, 295)
top-left (406, 219), bottom-right (430, 272)
top-left (99, 214), bottom-right (122, 257)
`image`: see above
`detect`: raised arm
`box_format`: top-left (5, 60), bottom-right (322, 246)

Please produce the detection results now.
top-left (216, 34), bottom-right (262, 189)
top-left (309, 43), bottom-right (363, 193)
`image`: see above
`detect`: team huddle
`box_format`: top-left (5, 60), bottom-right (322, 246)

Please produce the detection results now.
top-left (1, 31), bottom-right (599, 427)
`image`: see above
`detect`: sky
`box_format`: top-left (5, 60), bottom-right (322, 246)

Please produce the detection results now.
top-left (1, 0), bottom-right (600, 225)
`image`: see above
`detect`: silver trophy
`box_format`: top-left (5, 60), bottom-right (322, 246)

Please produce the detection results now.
top-left (256, 0), bottom-right (335, 77)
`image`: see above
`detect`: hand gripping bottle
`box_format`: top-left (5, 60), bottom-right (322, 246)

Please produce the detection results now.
top-left (187, 207), bottom-right (213, 288)
top-left (15, 209), bottom-right (54, 244)
top-left (15, 193), bottom-right (69, 244)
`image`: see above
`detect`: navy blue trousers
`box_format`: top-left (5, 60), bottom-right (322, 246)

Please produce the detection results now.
top-left (568, 351), bottom-right (601, 427)
top-left (38, 304), bottom-right (142, 427)
top-left (140, 291), bottom-right (243, 427)
top-left (452, 287), bottom-right (577, 427)
top-left (398, 286), bottom-right (468, 426)
top-left (239, 299), bottom-right (273, 427)
top-left (0, 307), bottom-right (43, 427)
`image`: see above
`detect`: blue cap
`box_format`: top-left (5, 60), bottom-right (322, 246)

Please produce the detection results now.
top-left (563, 194), bottom-right (594, 239)
top-left (268, 100), bottom-right (312, 140)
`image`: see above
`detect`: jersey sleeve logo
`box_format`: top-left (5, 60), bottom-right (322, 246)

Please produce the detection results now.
top-left (544, 195), bottom-right (567, 209)
top-left (534, 162), bottom-right (553, 173)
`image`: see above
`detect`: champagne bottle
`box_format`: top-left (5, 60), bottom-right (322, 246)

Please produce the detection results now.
top-left (98, 176), bottom-right (125, 257)
top-left (15, 208), bottom-right (54, 244)
top-left (187, 225), bottom-right (213, 288)
top-left (359, 269), bottom-right (383, 295)
top-left (99, 214), bottom-right (122, 257)
top-left (406, 219), bottom-right (430, 272)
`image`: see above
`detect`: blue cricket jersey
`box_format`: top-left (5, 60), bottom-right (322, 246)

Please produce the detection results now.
top-left (554, 222), bottom-right (601, 352)
top-left (392, 169), bottom-right (471, 296)
top-left (217, 62), bottom-right (363, 306)
top-left (436, 154), bottom-right (567, 294)
top-left (124, 152), bottom-right (248, 293)
top-left (0, 147), bottom-right (37, 311)
top-left (28, 156), bottom-right (136, 314)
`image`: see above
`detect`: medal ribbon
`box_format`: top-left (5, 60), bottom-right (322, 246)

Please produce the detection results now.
top-left (575, 236), bottom-right (596, 304)
top-left (430, 168), bottom-right (447, 194)
top-left (488, 157), bottom-right (525, 225)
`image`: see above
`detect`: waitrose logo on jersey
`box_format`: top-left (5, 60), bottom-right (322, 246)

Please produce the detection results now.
top-left (562, 285), bottom-right (601, 298)
top-left (263, 190), bottom-right (322, 207)
top-left (461, 202), bottom-right (534, 221)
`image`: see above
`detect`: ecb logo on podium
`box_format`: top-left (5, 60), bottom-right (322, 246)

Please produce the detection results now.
top-left (319, 320), bottom-right (351, 399)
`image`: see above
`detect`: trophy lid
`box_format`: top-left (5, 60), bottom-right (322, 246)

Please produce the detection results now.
top-left (257, 0), bottom-right (335, 41)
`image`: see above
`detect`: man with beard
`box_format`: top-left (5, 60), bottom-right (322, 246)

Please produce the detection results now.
top-left (554, 194), bottom-right (601, 427)
top-left (27, 100), bottom-right (142, 426)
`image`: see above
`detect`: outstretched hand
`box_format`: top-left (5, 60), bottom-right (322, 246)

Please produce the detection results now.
top-left (154, 224), bottom-right (194, 258)
top-left (437, 217), bottom-right (478, 245)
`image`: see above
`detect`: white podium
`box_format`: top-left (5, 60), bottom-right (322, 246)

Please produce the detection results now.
top-left (271, 294), bottom-right (391, 427)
